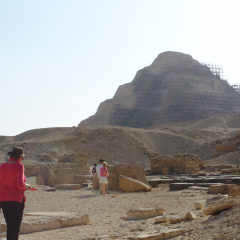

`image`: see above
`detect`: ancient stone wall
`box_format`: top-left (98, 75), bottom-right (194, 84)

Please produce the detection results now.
top-left (150, 154), bottom-right (202, 175)
top-left (24, 153), bottom-right (89, 176)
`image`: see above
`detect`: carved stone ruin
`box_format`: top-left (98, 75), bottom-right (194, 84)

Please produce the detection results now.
top-left (150, 153), bottom-right (202, 175)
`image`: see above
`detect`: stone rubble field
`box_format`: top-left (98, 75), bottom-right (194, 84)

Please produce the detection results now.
top-left (1, 176), bottom-right (240, 240)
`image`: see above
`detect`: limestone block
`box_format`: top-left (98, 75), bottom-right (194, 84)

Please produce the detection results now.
top-left (150, 154), bottom-right (202, 175)
top-left (108, 163), bottom-right (149, 190)
top-left (161, 167), bottom-right (171, 175)
top-left (155, 215), bottom-right (169, 223)
top-left (48, 174), bottom-right (57, 187)
top-left (148, 179), bottom-right (161, 188)
top-left (220, 164), bottom-right (233, 169)
top-left (55, 174), bottom-right (86, 185)
top-left (209, 184), bottom-right (235, 195)
top-left (36, 167), bottom-right (54, 185)
top-left (185, 212), bottom-right (196, 220)
top-left (220, 168), bottom-right (237, 174)
top-left (119, 175), bottom-right (151, 192)
top-left (168, 215), bottom-right (183, 224)
top-left (228, 185), bottom-right (240, 197)
top-left (128, 228), bottom-right (187, 240)
top-left (194, 201), bottom-right (205, 210)
top-left (1, 215), bottom-right (61, 234)
top-left (205, 166), bottom-right (221, 173)
top-left (20, 216), bottom-right (61, 234)
top-left (126, 207), bottom-right (165, 220)
top-left (59, 213), bottom-right (89, 227)
top-left (203, 197), bottom-right (238, 215)
top-left (53, 184), bottom-right (83, 190)
top-left (188, 186), bottom-right (209, 191)
top-left (18, 212), bottom-right (90, 233)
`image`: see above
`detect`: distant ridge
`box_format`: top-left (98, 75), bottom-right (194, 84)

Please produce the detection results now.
top-left (82, 51), bottom-right (240, 128)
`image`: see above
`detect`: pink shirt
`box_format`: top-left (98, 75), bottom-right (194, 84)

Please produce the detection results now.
top-left (0, 158), bottom-right (26, 202)
top-left (100, 166), bottom-right (108, 177)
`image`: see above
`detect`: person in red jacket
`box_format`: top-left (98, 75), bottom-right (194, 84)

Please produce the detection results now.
top-left (0, 147), bottom-right (31, 240)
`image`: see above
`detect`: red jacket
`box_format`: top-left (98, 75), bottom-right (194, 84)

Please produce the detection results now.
top-left (0, 158), bottom-right (26, 202)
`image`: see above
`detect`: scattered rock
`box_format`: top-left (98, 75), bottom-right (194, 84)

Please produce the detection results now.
top-left (185, 212), bottom-right (197, 220)
top-left (155, 215), bottom-right (169, 223)
top-left (194, 201), bottom-right (205, 210)
top-left (128, 227), bottom-right (187, 240)
top-left (126, 207), bottom-right (165, 220)
top-left (168, 215), bottom-right (184, 224)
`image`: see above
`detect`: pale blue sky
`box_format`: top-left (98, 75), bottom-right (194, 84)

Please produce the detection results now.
top-left (1, 0), bottom-right (240, 136)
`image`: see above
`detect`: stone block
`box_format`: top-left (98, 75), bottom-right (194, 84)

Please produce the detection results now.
top-left (168, 215), bottom-right (183, 224)
top-left (203, 196), bottom-right (239, 215)
top-left (221, 169), bottom-right (237, 174)
top-left (161, 167), bottom-right (171, 175)
top-left (155, 215), bottom-right (169, 223)
top-left (205, 166), bottom-right (221, 172)
top-left (185, 212), bottom-right (196, 220)
top-left (209, 184), bottom-right (235, 195)
top-left (1, 212), bottom-right (90, 234)
top-left (147, 179), bottom-right (161, 188)
top-left (108, 163), bottom-right (149, 190)
top-left (126, 207), bottom-right (165, 220)
top-left (228, 185), bottom-right (240, 197)
top-left (188, 186), bottom-right (209, 191)
top-left (128, 228), bottom-right (187, 240)
top-left (119, 175), bottom-right (151, 192)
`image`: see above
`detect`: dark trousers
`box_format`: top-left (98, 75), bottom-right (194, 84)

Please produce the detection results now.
top-left (0, 201), bottom-right (25, 240)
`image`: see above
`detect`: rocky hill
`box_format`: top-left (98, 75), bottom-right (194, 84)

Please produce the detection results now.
top-left (1, 112), bottom-right (240, 169)
top-left (79, 51), bottom-right (240, 128)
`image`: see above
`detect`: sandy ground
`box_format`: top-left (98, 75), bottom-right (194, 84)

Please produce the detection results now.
top-left (1, 177), bottom-right (240, 240)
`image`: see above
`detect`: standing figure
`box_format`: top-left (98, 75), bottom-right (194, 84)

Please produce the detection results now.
top-left (0, 147), bottom-right (31, 240)
top-left (96, 159), bottom-right (104, 192)
top-left (91, 164), bottom-right (98, 190)
top-left (99, 162), bottom-right (109, 195)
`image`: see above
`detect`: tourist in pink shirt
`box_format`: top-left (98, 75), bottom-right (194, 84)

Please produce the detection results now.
top-left (99, 162), bottom-right (109, 195)
top-left (0, 147), bottom-right (31, 240)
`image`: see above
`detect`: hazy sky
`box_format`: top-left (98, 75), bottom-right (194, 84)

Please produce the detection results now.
top-left (1, 0), bottom-right (240, 136)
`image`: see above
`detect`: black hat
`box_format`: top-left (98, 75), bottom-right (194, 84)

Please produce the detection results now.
top-left (99, 159), bottom-right (104, 163)
top-left (8, 147), bottom-right (25, 158)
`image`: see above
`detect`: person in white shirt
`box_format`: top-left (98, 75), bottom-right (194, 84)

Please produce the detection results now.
top-left (96, 159), bottom-right (104, 178)
top-left (94, 159), bottom-right (104, 191)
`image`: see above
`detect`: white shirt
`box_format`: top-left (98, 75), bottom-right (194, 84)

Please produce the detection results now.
top-left (96, 163), bottom-right (103, 177)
